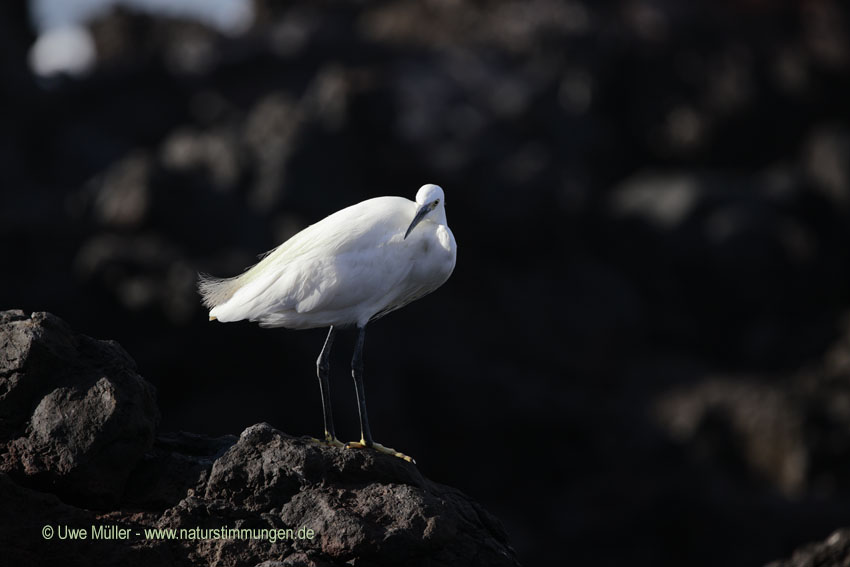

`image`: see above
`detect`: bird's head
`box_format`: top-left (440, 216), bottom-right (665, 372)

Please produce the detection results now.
top-left (405, 184), bottom-right (446, 239)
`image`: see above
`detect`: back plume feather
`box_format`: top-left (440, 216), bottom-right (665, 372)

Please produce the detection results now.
top-left (197, 273), bottom-right (243, 309)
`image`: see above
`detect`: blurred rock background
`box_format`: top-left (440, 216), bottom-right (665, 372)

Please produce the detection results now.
top-left (2, 0), bottom-right (850, 565)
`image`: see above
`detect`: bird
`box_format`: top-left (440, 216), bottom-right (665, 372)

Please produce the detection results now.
top-left (198, 184), bottom-right (456, 463)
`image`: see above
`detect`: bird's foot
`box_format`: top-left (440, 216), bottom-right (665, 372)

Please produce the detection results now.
top-left (309, 433), bottom-right (345, 448)
top-left (345, 439), bottom-right (416, 464)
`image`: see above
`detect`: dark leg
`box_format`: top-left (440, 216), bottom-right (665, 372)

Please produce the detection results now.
top-left (351, 325), bottom-right (374, 446)
top-left (316, 326), bottom-right (337, 442)
top-left (345, 326), bottom-right (414, 463)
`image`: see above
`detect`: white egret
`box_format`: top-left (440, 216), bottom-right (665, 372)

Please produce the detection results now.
top-left (198, 184), bottom-right (456, 463)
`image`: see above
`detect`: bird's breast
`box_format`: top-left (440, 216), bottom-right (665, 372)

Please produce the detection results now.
top-left (411, 224), bottom-right (456, 284)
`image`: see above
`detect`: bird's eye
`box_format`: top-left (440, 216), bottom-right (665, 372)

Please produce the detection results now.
top-left (432, 199), bottom-right (440, 208)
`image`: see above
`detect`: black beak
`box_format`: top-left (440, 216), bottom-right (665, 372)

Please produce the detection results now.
top-left (404, 204), bottom-right (430, 239)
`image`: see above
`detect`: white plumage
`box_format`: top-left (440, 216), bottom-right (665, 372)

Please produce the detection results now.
top-left (200, 185), bottom-right (455, 328)
top-left (198, 183), bottom-right (456, 463)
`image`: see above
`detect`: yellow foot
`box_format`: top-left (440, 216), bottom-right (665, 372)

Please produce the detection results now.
top-left (308, 435), bottom-right (345, 448)
top-left (345, 439), bottom-right (416, 464)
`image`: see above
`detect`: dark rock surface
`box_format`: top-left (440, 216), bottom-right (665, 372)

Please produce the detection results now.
top-left (0, 310), bottom-right (520, 566)
top-left (158, 423), bottom-right (517, 567)
top-left (0, 310), bottom-right (159, 508)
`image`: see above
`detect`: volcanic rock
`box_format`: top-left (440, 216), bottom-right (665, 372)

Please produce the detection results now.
top-left (0, 310), bottom-right (520, 566)
top-left (0, 310), bottom-right (159, 508)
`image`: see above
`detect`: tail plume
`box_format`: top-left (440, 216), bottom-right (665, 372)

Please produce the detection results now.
top-left (197, 273), bottom-right (242, 309)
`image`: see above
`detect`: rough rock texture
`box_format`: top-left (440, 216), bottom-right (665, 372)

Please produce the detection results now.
top-left (766, 529), bottom-right (850, 567)
top-left (156, 424), bottom-right (517, 567)
top-left (0, 310), bottom-right (520, 566)
top-left (0, 310), bottom-right (159, 508)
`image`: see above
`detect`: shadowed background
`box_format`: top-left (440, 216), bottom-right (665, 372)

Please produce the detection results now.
top-left (3, 0), bottom-right (850, 565)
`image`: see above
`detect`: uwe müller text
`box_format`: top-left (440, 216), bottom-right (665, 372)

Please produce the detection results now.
top-left (57, 525), bottom-right (131, 540)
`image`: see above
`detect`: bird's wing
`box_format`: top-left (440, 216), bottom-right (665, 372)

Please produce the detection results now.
top-left (278, 201), bottom-right (414, 316)
top-left (292, 242), bottom-right (414, 316)
top-left (217, 198), bottom-right (415, 324)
